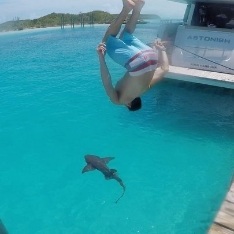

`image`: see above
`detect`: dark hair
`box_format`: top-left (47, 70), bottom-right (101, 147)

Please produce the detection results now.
top-left (127, 97), bottom-right (142, 111)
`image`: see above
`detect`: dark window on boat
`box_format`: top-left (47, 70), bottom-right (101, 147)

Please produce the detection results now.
top-left (191, 2), bottom-right (234, 29)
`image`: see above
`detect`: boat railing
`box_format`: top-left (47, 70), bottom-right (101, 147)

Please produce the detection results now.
top-left (160, 19), bottom-right (183, 25)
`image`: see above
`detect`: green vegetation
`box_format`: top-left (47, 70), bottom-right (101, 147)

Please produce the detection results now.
top-left (0, 11), bottom-right (160, 32)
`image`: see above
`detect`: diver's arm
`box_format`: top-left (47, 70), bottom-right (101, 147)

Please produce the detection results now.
top-left (98, 57), bottom-right (120, 104)
top-left (149, 42), bottom-right (169, 88)
top-left (158, 49), bottom-right (169, 72)
top-left (97, 43), bottom-right (120, 104)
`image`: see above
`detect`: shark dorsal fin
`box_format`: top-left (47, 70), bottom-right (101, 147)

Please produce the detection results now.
top-left (104, 169), bottom-right (118, 180)
top-left (101, 157), bottom-right (115, 164)
top-left (110, 169), bottom-right (117, 173)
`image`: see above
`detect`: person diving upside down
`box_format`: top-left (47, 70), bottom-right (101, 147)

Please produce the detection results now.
top-left (97, 0), bottom-right (169, 111)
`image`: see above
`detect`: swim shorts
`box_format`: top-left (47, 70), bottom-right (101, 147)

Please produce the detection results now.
top-left (106, 32), bottom-right (158, 76)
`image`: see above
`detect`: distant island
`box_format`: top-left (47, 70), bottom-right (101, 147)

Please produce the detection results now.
top-left (0, 11), bottom-right (160, 32)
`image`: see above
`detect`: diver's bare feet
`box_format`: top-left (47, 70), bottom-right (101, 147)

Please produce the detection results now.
top-left (122, 0), bottom-right (136, 11)
top-left (134, 0), bottom-right (145, 12)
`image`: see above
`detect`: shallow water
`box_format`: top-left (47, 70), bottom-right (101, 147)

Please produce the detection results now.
top-left (0, 25), bottom-right (234, 234)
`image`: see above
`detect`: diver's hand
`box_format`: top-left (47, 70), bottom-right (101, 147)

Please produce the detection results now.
top-left (154, 39), bottom-right (166, 51)
top-left (97, 42), bottom-right (106, 57)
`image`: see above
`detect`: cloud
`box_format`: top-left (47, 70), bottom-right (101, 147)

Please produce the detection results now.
top-left (0, 0), bottom-right (186, 23)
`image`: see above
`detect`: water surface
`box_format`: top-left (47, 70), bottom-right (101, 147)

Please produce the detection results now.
top-left (0, 25), bottom-right (234, 234)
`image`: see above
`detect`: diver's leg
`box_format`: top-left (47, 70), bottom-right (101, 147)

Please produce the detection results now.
top-left (102, 0), bottom-right (137, 42)
top-left (120, 0), bottom-right (145, 36)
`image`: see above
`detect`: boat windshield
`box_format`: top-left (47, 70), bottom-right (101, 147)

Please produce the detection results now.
top-left (191, 2), bottom-right (234, 29)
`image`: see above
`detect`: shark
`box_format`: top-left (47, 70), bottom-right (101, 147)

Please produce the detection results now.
top-left (82, 154), bottom-right (126, 203)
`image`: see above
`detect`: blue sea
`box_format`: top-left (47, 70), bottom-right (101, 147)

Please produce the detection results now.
top-left (0, 24), bottom-right (234, 234)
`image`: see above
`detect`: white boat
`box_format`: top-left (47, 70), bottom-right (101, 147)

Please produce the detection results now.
top-left (158, 0), bottom-right (234, 89)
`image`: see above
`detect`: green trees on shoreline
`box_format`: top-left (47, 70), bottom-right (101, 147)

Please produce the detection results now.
top-left (0, 11), bottom-right (160, 32)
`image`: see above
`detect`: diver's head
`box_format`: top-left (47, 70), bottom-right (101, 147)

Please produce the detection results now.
top-left (126, 97), bottom-right (142, 111)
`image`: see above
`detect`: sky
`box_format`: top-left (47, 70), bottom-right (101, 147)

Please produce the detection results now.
top-left (0, 0), bottom-right (187, 23)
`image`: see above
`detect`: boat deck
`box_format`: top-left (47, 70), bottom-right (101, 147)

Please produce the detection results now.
top-left (166, 66), bottom-right (234, 89)
top-left (208, 181), bottom-right (234, 234)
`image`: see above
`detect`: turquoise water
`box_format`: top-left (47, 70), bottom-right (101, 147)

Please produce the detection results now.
top-left (0, 25), bottom-right (234, 234)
